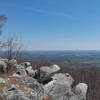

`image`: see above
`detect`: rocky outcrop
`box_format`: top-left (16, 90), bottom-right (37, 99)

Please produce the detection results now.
top-left (0, 57), bottom-right (88, 100)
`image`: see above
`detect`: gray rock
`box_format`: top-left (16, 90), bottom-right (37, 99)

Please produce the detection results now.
top-left (52, 73), bottom-right (74, 88)
top-left (21, 77), bottom-right (43, 90)
top-left (48, 80), bottom-right (87, 100)
top-left (21, 77), bottom-right (44, 99)
top-left (21, 77), bottom-right (38, 85)
top-left (0, 58), bottom-right (88, 100)
top-left (8, 59), bottom-right (19, 71)
top-left (13, 63), bottom-right (26, 71)
top-left (43, 79), bottom-right (56, 94)
top-left (43, 73), bottom-right (74, 100)
top-left (42, 73), bottom-right (84, 100)
top-left (13, 64), bottom-right (20, 70)
top-left (21, 62), bottom-right (31, 68)
top-left (50, 87), bottom-right (80, 100)
top-left (26, 66), bottom-right (37, 76)
top-left (73, 83), bottom-right (88, 100)
top-left (1, 85), bottom-right (31, 100)
top-left (40, 64), bottom-right (60, 75)
top-left (0, 60), bottom-right (7, 73)
top-left (0, 58), bottom-right (8, 63)
top-left (9, 59), bottom-right (17, 65)
top-left (13, 69), bottom-right (27, 76)
top-left (0, 77), bottom-right (5, 84)
top-left (12, 73), bottom-right (22, 77)
top-left (38, 65), bottom-right (60, 84)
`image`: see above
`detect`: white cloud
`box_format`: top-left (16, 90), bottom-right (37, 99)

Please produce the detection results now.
top-left (0, 2), bottom-right (72, 18)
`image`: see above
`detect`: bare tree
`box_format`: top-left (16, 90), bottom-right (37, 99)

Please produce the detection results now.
top-left (5, 36), bottom-right (23, 61)
top-left (0, 15), bottom-right (7, 57)
top-left (0, 15), bottom-right (7, 34)
top-left (0, 15), bottom-right (7, 48)
top-left (4, 36), bottom-right (23, 73)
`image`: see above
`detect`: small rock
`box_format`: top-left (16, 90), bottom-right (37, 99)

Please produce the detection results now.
top-left (0, 58), bottom-right (8, 63)
top-left (26, 66), bottom-right (37, 76)
top-left (21, 62), bottom-right (31, 68)
top-left (9, 59), bottom-right (17, 65)
top-left (13, 69), bottom-right (27, 77)
top-left (0, 78), bottom-right (5, 84)
top-left (0, 60), bottom-right (7, 73)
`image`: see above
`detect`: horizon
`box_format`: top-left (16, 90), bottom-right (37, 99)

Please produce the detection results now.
top-left (0, 0), bottom-right (100, 50)
top-left (0, 50), bottom-right (100, 52)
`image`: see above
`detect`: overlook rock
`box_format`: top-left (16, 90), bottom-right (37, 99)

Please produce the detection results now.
top-left (0, 57), bottom-right (88, 100)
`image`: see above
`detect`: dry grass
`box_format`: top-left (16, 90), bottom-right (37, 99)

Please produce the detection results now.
top-left (0, 73), bottom-right (32, 94)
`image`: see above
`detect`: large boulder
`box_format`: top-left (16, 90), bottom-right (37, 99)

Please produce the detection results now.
top-left (44, 74), bottom-right (88, 100)
top-left (43, 73), bottom-right (74, 99)
top-left (50, 91), bottom-right (80, 100)
top-left (43, 73), bottom-right (88, 100)
top-left (40, 64), bottom-right (60, 75)
top-left (43, 73), bottom-right (74, 94)
top-left (52, 73), bottom-right (74, 87)
top-left (73, 83), bottom-right (88, 100)
top-left (37, 65), bottom-right (60, 84)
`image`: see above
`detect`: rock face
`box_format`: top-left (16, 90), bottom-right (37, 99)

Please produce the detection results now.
top-left (0, 57), bottom-right (88, 100)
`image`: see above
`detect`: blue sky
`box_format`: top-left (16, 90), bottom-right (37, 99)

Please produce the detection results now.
top-left (0, 0), bottom-right (100, 50)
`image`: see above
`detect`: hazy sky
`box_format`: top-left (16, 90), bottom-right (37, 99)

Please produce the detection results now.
top-left (0, 0), bottom-right (100, 50)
